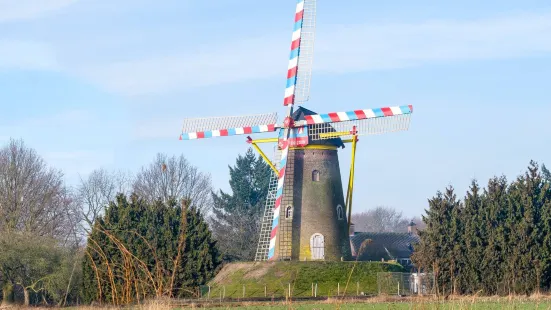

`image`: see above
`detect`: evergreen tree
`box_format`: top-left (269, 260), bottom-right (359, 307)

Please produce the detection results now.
top-left (412, 186), bottom-right (461, 296)
top-left (81, 194), bottom-right (221, 304)
top-left (481, 176), bottom-right (509, 295)
top-left (210, 148), bottom-right (271, 261)
top-left (460, 180), bottom-right (485, 294)
top-left (542, 164), bottom-right (551, 183)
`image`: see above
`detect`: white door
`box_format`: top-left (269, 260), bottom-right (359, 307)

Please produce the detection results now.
top-left (310, 234), bottom-right (325, 260)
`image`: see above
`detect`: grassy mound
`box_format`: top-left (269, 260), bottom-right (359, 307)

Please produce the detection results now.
top-left (205, 261), bottom-right (404, 298)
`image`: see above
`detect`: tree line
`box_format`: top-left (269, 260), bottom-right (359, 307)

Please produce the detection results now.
top-left (412, 160), bottom-right (551, 296)
top-left (0, 138), bottom-right (270, 306)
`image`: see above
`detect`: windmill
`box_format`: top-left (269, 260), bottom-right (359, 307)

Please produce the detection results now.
top-left (179, 0), bottom-right (413, 262)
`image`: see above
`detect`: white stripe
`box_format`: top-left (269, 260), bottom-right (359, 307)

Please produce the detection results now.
top-left (259, 125), bottom-right (268, 132)
top-left (296, 1), bottom-right (304, 13)
top-left (390, 106), bottom-right (402, 115)
top-left (284, 85), bottom-right (295, 97)
top-left (288, 57), bottom-right (298, 69)
top-left (189, 132), bottom-right (198, 139)
top-left (363, 109), bottom-right (376, 118)
top-left (212, 130), bottom-right (221, 137)
top-left (269, 238), bottom-right (276, 249)
top-left (312, 115), bottom-right (324, 124)
top-left (337, 112), bottom-right (349, 121)
top-left (235, 127), bottom-right (244, 135)
top-left (292, 29), bottom-right (301, 41)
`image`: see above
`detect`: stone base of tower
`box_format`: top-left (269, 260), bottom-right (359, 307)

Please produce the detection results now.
top-left (273, 147), bottom-right (352, 262)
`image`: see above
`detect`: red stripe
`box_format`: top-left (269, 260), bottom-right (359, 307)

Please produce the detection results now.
top-left (275, 196), bottom-right (282, 208)
top-left (278, 166), bottom-right (286, 178)
top-left (287, 67), bottom-right (297, 79)
top-left (328, 113), bottom-right (340, 122)
top-left (283, 95), bottom-right (294, 106)
top-left (243, 127), bottom-right (252, 134)
top-left (294, 10), bottom-right (304, 22)
top-left (268, 124), bottom-right (276, 132)
top-left (409, 105), bottom-right (413, 112)
top-left (197, 132), bottom-right (205, 139)
top-left (354, 110), bottom-right (367, 119)
top-left (220, 129), bottom-right (228, 136)
top-left (270, 227), bottom-right (278, 238)
top-left (381, 107), bottom-right (393, 116)
top-left (291, 38), bottom-right (300, 50)
top-left (304, 115), bottom-right (314, 125)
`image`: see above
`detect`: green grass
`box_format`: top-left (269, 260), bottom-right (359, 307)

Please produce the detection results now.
top-left (205, 261), bottom-right (404, 298)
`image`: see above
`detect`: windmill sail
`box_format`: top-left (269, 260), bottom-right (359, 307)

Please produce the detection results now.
top-left (180, 112), bottom-right (278, 140)
top-left (294, 0), bottom-right (316, 105)
top-left (283, 0), bottom-right (316, 106)
top-left (301, 105), bottom-right (413, 141)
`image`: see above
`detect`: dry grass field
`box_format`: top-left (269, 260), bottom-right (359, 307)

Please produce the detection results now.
top-left (6, 295), bottom-right (544, 310)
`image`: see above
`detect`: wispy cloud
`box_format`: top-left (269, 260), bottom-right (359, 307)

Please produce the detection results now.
top-left (76, 11), bottom-right (551, 96)
top-left (0, 40), bottom-right (59, 71)
top-left (3, 10), bottom-right (551, 95)
top-left (315, 12), bottom-right (551, 73)
top-left (0, 0), bottom-right (78, 23)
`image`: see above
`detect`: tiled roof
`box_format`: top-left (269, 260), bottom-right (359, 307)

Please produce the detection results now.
top-left (350, 232), bottom-right (420, 261)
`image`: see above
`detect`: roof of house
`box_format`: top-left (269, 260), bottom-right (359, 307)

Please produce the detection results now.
top-left (350, 232), bottom-right (420, 261)
top-left (292, 106), bottom-right (345, 148)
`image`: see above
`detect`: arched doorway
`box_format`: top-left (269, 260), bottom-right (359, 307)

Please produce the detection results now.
top-left (310, 233), bottom-right (325, 260)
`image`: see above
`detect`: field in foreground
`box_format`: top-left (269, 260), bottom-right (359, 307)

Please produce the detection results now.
top-left (196, 302), bottom-right (551, 310)
top-left (59, 296), bottom-right (551, 309)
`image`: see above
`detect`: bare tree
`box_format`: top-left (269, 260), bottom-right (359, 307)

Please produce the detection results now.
top-left (352, 206), bottom-right (411, 233)
top-left (132, 153), bottom-right (212, 211)
top-left (0, 138), bottom-right (77, 240)
top-left (76, 168), bottom-right (133, 233)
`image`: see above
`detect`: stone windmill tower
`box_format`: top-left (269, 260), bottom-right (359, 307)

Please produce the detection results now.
top-left (178, 0), bottom-right (414, 262)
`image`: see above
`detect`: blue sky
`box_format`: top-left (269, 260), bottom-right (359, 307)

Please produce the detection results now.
top-left (1, 0), bottom-right (550, 218)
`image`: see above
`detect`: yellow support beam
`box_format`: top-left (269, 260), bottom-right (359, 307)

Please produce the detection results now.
top-left (319, 131), bottom-right (351, 139)
top-left (346, 134), bottom-right (358, 233)
top-left (248, 137), bottom-right (278, 144)
top-left (249, 142), bottom-right (279, 174)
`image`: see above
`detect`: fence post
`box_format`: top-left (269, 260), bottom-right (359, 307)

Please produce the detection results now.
top-left (223, 286), bottom-right (225, 299)
top-left (288, 283), bottom-right (291, 298)
top-left (338, 282), bottom-right (340, 296)
top-left (208, 285), bottom-right (211, 299)
top-left (356, 281), bottom-right (359, 295)
top-left (315, 283), bottom-right (318, 297)
top-left (397, 282), bottom-right (400, 296)
top-left (264, 284), bottom-right (267, 297)
top-left (311, 283), bottom-right (314, 296)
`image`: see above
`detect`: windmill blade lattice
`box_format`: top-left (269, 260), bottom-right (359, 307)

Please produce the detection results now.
top-left (294, 0), bottom-right (316, 105)
top-left (180, 112), bottom-right (278, 140)
top-left (303, 105), bottom-right (413, 141)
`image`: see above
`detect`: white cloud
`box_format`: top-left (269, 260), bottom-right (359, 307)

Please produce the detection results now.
top-left (0, 40), bottom-right (59, 71)
top-left (72, 11), bottom-right (551, 96)
top-left (0, 0), bottom-right (78, 23)
top-left (2, 9), bottom-right (551, 95)
top-left (315, 12), bottom-right (551, 73)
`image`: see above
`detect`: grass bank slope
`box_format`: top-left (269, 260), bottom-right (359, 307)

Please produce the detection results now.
top-left (207, 261), bottom-right (403, 298)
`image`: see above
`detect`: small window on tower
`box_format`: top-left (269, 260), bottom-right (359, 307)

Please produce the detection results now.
top-left (337, 205), bottom-right (344, 220)
top-left (285, 206), bottom-right (293, 219)
top-left (312, 170), bottom-right (320, 182)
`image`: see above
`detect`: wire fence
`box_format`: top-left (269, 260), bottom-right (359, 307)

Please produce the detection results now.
top-left (196, 273), bottom-right (435, 300)
top-left (377, 272), bottom-right (435, 296)
top-left (198, 282), bottom-right (379, 300)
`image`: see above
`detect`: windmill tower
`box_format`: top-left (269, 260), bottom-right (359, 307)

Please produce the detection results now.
top-left (179, 0), bottom-right (413, 262)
